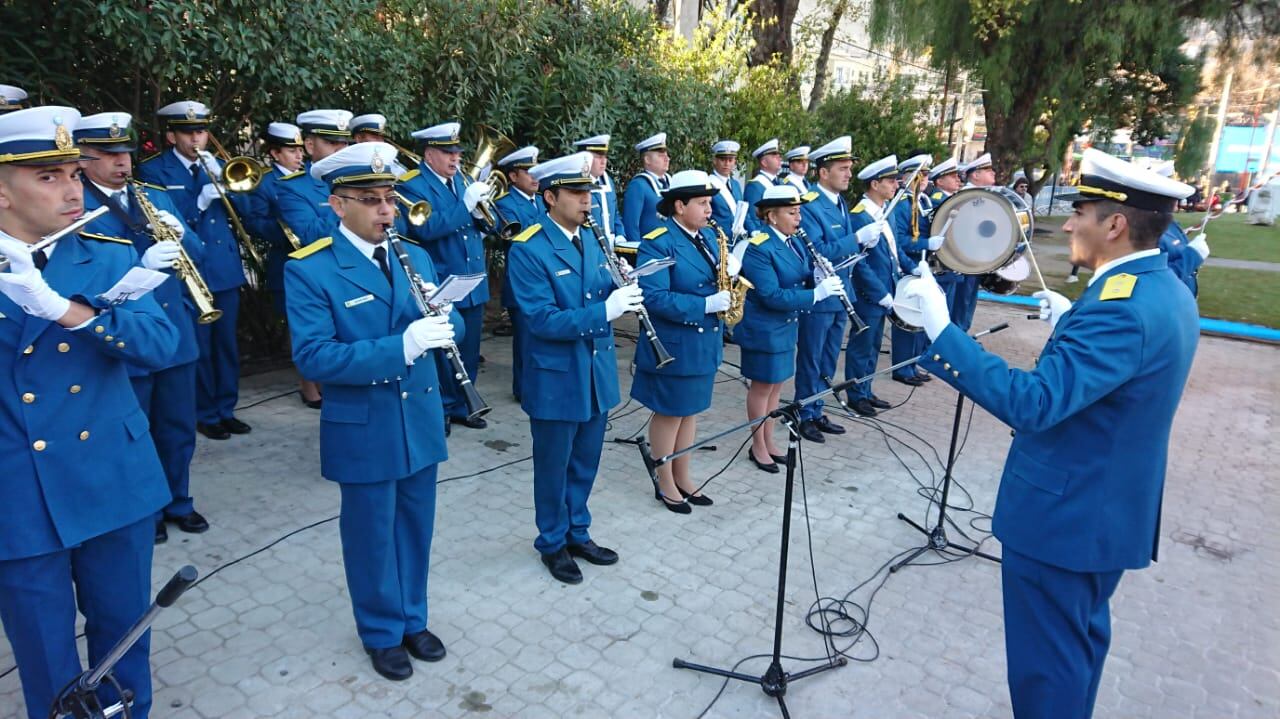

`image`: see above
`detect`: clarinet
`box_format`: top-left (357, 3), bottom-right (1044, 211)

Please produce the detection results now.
top-left (582, 216), bottom-right (674, 368)
top-left (795, 227), bottom-right (869, 335)
top-left (384, 227), bottom-right (492, 420)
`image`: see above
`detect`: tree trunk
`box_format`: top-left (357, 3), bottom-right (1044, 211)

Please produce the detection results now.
top-left (807, 0), bottom-right (847, 111)
top-left (748, 0), bottom-right (800, 67)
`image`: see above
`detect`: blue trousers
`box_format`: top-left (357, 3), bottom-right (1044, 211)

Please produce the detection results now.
top-left (890, 322), bottom-right (927, 379)
top-left (844, 307), bottom-right (886, 402)
top-left (131, 362), bottom-right (198, 518)
top-left (1002, 548), bottom-right (1124, 719)
top-left (796, 311), bottom-right (846, 421)
top-left (338, 466), bottom-right (438, 650)
top-left (950, 274), bottom-right (980, 331)
top-left (196, 288), bottom-right (241, 424)
top-left (0, 517), bottom-right (154, 719)
top-left (443, 304), bottom-right (484, 419)
top-left (509, 307), bottom-right (524, 401)
top-left (530, 412), bottom-right (607, 554)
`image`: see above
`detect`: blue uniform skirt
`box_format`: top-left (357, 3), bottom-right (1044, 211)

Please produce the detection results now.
top-left (630, 370), bottom-right (716, 417)
top-left (739, 347), bottom-right (796, 384)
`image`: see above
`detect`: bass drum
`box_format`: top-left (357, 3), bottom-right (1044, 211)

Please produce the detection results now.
top-left (979, 254), bottom-right (1031, 295)
top-left (888, 275), bottom-right (926, 333)
top-left (931, 186), bottom-right (1034, 274)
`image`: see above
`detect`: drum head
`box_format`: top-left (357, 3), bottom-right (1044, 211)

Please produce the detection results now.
top-left (996, 255), bottom-right (1031, 281)
top-left (933, 188), bottom-right (1021, 274)
top-left (890, 276), bottom-right (925, 333)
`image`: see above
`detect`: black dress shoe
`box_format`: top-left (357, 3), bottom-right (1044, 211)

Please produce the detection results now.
top-left (366, 646), bottom-right (413, 681)
top-left (567, 540), bottom-right (619, 566)
top-left (851, 399), bottom-right (879, 417)
top-left (155, 521), bottom-right (168, 544)
top-left (770, 453), bottom-right (788, 464)
top-left (797, 420), bottom-right (826, 443)
top-left (168, 511), bottom-right (209, 534)
top-left (678, 487), bottom-right (713, 506)
top-left (893, 375), bottom-right (924, 387)
top-left (815, 416), bottom-right (845, 435)
top-left (540, 548), bottom-right (583, 584)
top-left (221, 417), bottom-right (251, 434)
top-left (749, 450), bottom-right (780, 474)
top-left (451, 415), bottom-right (488, 430)
top-left (656, 489), bottom-right (692, 514)
top-left (197, 422), bottom-right (230, 440)
top-left (301, 395), bottom-right (322, 409)
top-left (916, 372), bottom-right (933, 382)
top-left (403, 629), bottom-right (446, 662)
top-left (869, 396), bottom-right (891, 409)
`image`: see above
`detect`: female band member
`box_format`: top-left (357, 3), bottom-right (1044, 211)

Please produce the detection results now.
top-left (735, 185), bottom-right (846, 473)
top-left (632, 170), bottom-right (737, 512)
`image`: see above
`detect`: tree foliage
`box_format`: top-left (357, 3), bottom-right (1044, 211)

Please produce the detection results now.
top-left (1175, 111), bottom-right (1216, 180)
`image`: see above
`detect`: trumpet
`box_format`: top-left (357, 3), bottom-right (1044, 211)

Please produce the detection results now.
top-left (394, 192), bottom-right (432, 227)
top-left (707, 219), bottom-right (752, 327)
top-left (132, 183), bottom-right (223, 324)
top-left (0, 206), bottom-right (111, 272)
top-left (383, 226), bottom-right (491, 421)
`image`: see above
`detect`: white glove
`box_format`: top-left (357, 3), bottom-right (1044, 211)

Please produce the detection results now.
top-left (877, 292), bottom-right (895, 309)
top-left (616, 255), bottom-right (633, 276)
top-left (153, 209), bottom-right (185, 240)
top-left (704, 290), bottom-right (731, 314)
top-left (402, 313), bottom-right (456, 364)
top-left (926, 234), bottom-right (945, 251)
top-left (724, 251), bottom-right (741, 277)
top-left (196, 182), bottom-right (223, 213)
top-left (1188, 233), bottom-right (1210, 260)
top-left (196, 150), bottom-right (222, 178)
top-left (902, 269), bottom-right (950, 340)
top-left (463, 182), bottom-right (491, 214)
top-left (855, 223), bottom-right (881, 249)
top-left (911, 264), bottom-right (924, 277)
top-left (813, 275), bottom-right (845, 303)
top-left (1033, 289), bottom-right (1072, 329)
top-left (141, 242), bottom-right (183, 271)
top-left (604, 283), bottom-right (644, 321)
top-left (0, 238), bottom-right (71, 321)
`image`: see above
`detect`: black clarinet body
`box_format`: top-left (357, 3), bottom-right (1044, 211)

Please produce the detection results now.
top-left (581, 216), bottom-right (674, 368)
top-left (794, 228), bottom-right (869, 335)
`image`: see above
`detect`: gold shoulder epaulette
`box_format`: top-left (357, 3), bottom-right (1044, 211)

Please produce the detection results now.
top-left (289, 237), bottom-right (332, 260)
top-left (280, 170), bottom-right (305, 181)
top-left (511, 224), bottom-right (541, 243)
top-left (397, 169), bottom-right (420, 182)
top-left (138, 152), bottom-right (161, 165)
top-left (1099, 273), bottom-right (1137, 301)
top-left (801, 191), bottom-right (819, 202)
top-left (930, 191), bottom-right (944, 201)
top-left (748, 232), bottom-right (770, 246)
top-left (643, 226), bottom-right (668, 240)
top-left (79, 231), bottom-right (132, 245)
top-left (850, 200), bottom-right (866, 214)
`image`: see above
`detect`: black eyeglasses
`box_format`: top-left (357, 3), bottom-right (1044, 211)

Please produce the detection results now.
top-left (334, 194), bottom-right (396, 207)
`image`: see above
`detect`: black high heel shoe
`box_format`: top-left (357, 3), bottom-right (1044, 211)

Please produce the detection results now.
top-left (748, 450), bottom-right (780, 474)
top-left (678, 487), bottom-right (713, 506)
top-left (770, 453), bottom-right (787, 464)
top-left (654, 485), bottom-right (692, 514)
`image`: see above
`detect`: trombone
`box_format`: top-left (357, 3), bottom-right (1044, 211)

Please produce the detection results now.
top-left (198, 134), bottom-right (266, 268)
top-left (385, 138), bottom-right (421, 170)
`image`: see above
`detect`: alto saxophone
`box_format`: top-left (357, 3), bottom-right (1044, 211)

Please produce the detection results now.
top-left (132, 183), bottom-right (223, 324)
top-left (708, 219), bottom-right (751, 327)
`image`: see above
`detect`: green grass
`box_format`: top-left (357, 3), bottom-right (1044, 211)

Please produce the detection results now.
top-left (1194, 267), bottom-right (1280, 328)
top-left (1036, 212), bottom-right (1280, 264)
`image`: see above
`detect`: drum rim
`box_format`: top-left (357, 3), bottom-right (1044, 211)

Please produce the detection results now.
top-left (933, 187), bottom-right (1024, 274)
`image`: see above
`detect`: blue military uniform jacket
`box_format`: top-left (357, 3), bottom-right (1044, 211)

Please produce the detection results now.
top-left (741, 173), bottom-right (779, 234)
top-left (0, 232), bottom-right (178, 560)
top-left (927, 189), bottom-right (961, 287)
top-left (622, 172), bottom-right (666, 242)
top-left (847, 197), bottom-right (918, 314)
top-left (137, 150), bottom-right (247, 293)
top-left (506, 218), bottom-right (620, 422)
top-left (888, 189), bottom-right (932, 261)
top-left (243, 166), bottom-right (295, 294)
top-left (274, 163), bottom-right (335, 247)
top-left (82, 181), bottom-right (204, 374)
top-left (920, 252), bottom-right (1199, 572)
top-left (798, 189), bottom-right (862, 314)
top-left (1159, 221), bottom-right (1203, 296)
top-left (494, 188), bottom-right (544, 310)
top-left (397, 168), bottom-right (490, 309)
top-left (709, 174), bottom-right (744, 233)
top-left (735, 228), bottom-right (814, 353)
top-left (589, 173), bottom-right (627, 240)
top-left (284, 232), bottom-right (462, 485)
top-left (634, 220), bottom-right (724, 376)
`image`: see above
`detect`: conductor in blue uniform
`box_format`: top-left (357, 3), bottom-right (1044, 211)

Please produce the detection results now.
top-left (901, 148), bottom-right (1200, 719)
top-left (506, 152), bottom-right (638, 585)
top-left (631, 170), bottom-right (734, 513)
top-left (736, 184), bottom-right (846, 473)
top-left (0, 106), bottom-right (179, 719)
top-left (575, 134), bottom-right (628, 244)
top-left (284, 141), bottom-right (460, 682)
top-left (622, 132), bottom-right (671, 243)
top-left (493, 145), bottom-right (542, 400)
top-left (795, 136), bottom-right (863, 443)
top-left (708, 139), bottom-right (744, 233)
top-left (396, 121), bottom-right (491, 430)
top-left (741, 138), bottom-right (782, 235)
top-left (76, 111), bottom-right (210, 543)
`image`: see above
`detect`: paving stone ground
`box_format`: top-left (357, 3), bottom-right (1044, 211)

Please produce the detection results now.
top-left (3, 301), bottom-right (1277, 718)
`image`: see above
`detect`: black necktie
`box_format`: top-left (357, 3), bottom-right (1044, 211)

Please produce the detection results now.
top-left (659, 176), bottom-right (670, 190)
top-left (33, 249), bottom-right (48, 270)
top-left (570, 233), bottom-right (583, 255)
top-left (372, 245), bottom-right (394, 286)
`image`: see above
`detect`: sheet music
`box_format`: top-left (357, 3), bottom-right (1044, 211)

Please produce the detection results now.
top-left (98, 267), bottom-right (168, 304)
top-left (629, 257), bottom-right (676, 278)
top-left (426, 273), bottom-right (485, 306)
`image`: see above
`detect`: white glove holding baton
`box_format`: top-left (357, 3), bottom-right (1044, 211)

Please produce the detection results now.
top-left (1032, 289), bottom-right (1072, 329)
top-left (704, 290), bottom-right (731, 314)
top-left (605, 283), bottom-right (644, 321)
top-left (1187, 232), bottom-right (1210, 260)
top-left (813, 275), bottom-right (845, 303)
top-left (0, 237), bottom-right (71, 321)
top-left (141, 242), bottom-right (183, 271)
top-left (402, 313), bottom-right (457, 365)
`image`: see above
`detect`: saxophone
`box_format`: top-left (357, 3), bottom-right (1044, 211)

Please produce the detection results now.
top-left (132, 183), bottom-right (224, 324)
top-left (708, 219), bottom-right (752, 327)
